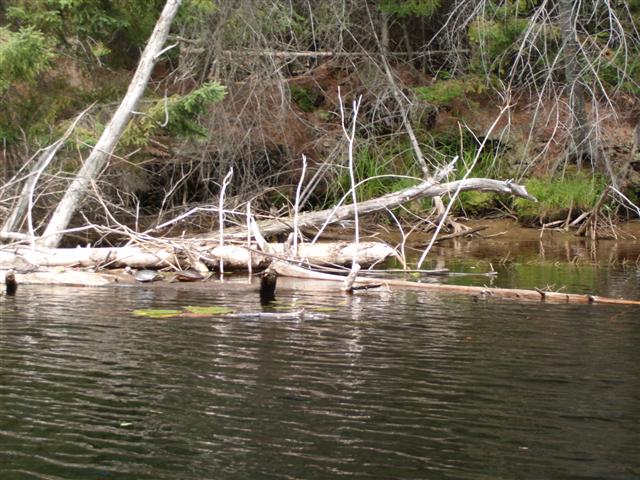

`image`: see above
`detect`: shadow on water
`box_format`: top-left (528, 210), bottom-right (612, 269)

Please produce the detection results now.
top-left (1, 230), bottom-right (640, 479)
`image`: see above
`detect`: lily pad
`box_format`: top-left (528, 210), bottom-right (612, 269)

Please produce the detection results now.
top-left (132, 308), bottom-right (182, 318)
top-left (184, 306), bottom-right (234, 315)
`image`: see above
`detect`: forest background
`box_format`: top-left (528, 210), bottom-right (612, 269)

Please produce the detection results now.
top-left (1, 0), bottom-right (640, 247)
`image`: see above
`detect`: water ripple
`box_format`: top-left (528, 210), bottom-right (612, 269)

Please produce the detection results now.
top-left (1, 283), bottom-right (639, 479)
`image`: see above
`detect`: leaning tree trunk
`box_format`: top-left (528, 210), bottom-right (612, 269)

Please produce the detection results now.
top-left (559, 0), bottom-right (593, 170)
top-left (39, 0), bottom-right (183, 248)
top-left (0, 106), bottom-right (92, 242)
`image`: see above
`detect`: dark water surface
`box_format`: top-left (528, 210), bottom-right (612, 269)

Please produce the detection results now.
top-left (1, 267), bottom-right (640, 479)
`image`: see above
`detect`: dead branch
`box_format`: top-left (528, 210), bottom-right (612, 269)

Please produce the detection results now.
top-left (218, 177), bottom-right (536, 241)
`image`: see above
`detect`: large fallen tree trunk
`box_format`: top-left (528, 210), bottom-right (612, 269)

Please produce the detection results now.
top-left (0, 241), bottom-right (395, 271)
top-left (214, 177), bottom-right (536, 241)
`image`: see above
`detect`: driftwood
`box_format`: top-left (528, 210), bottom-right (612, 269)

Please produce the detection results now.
top-left (0, 241), bottom-right (396, 271)
top-left (1, 269), bottom-right (120, 287)
top-left (4, 258), bottom-right (639, 307)
top-left (217, 177), bottom-right (536, 241)
top-left (269, 262), bottom-right (640, 306)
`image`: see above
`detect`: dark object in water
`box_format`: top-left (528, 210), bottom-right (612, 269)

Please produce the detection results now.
top-left (5, 269), bottom-right (17, 296)
top-left (260, 270), bottom-right (277, 304)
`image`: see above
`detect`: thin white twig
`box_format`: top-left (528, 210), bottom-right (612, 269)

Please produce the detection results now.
top-left (338, 88), bottom-right (363, 272)
top-left (246, 200), bottom-right (252, 278)
top-left (219, 168), bottom-right (233, 278)
top-left (293, 154), bottom-right (307, 256)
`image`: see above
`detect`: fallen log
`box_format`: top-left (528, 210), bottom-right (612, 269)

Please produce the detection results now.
top-left (4, 261), bottom-right (639, 307)
top-left (0, 241), bottom-right (395, 271)
top-left (1, 269), bottom-right (120, 287)
top-left (270, 262), bottom-right (640, 306)
top-left (199, 177), bottom-right (536, 241)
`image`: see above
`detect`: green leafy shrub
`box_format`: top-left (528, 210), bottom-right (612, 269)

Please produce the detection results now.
top-left (0, 26), bottom-right (53, 91)
top-left (0, 27), bottom-right (57, 142)
top-left (122, 82), bottom-right (227, 149)
top-left (599, 49), bottom-right (640, 94)
top-left (467, 1), bottom-right (532, 76)
top-left (6, 0), bottom-right (165, 65)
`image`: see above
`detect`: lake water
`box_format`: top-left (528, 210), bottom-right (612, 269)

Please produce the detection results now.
top-left (1, 237), bottom-right (640, 479)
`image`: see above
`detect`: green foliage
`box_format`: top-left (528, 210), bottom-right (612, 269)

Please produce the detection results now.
top-left (163, 82), bottom-right (227, 138)
top-left (427, 131), bottom-right (510, 178)
top-left (416, 75), bottom-right (487, 107)
top-left (261, 3), bottom-right (309, 37)
top-left (122, 82), bottom-right (227, 149)
top-left (599, 49), bottom-right (640, 94)
top-left (220, 1), bottom-right (311, 46)
top-left (379, 0), bottom-right (441, 17)
top-left (467, 1), bottom-right (531, 76)
top-left (177, 0), bottom-right (219, 29)
top-left (329, 143), bottom-right (420, 206)
top-left (0, 27), bottom-right (54, 91)
top-left (457, 191), bottom-right (497, 215)
top-left (6, 0), bottom-right (165, 63)
top-left (513, 173), bottom-right (606, 223)
top-left (0, 27), bottom-right (60, 142)
top-left (290, 85), bottom-right (318, 112)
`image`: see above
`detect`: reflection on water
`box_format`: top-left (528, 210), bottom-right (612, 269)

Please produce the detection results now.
top-left (407, 225), bottom-right (640, 299)
top-left (1, 274), bottom-right (639, 480)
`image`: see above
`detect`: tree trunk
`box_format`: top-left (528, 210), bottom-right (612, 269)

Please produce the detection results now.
top-left (215, 177), bottom-right (536, 241)
top-left (39, 0), bottom-right (183, 248)
top-left (0, 241), bottom-right (395, 271)
top-left (559, 0), bottom-right (593, 170)
top-left (1, 106), bottom-right (92, 241)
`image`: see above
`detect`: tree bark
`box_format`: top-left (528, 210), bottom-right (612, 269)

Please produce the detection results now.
top-left (39, 0), bottom-right (183, 248)
top-left (559, 0), bottom-right (593, 170)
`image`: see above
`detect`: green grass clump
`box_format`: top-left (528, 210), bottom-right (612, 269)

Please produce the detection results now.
top-left (330, 143), bottom-right (421, 207)
top-left (513, 173), bottom-right (606, 224)
top-left (416, 75), bottom-right (486, 107)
